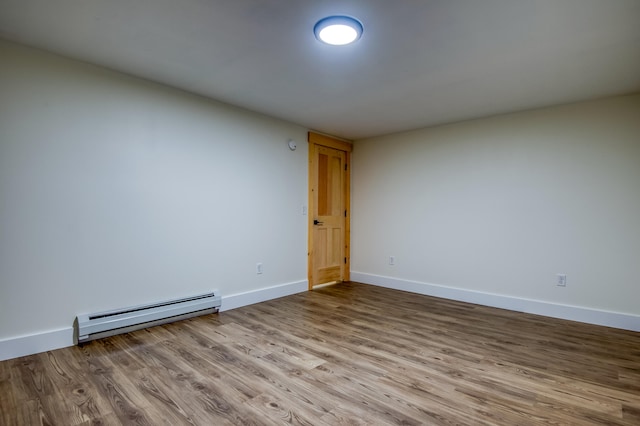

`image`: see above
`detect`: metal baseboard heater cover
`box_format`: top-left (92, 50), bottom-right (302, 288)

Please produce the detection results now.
top-left (74, 290), bottom-right (221, 344)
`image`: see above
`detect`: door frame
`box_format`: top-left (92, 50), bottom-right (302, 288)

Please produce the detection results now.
top-left (308, 132), bottom-right (352, 289)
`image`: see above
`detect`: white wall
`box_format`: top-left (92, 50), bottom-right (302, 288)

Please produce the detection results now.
top-left (0, 40), bottom-right (309, 357)
top-left (352, 94), bottom-right (640, 326)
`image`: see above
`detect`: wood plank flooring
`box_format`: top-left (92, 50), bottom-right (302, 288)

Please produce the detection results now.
top-left (2, 282), bottom-right (639, 425)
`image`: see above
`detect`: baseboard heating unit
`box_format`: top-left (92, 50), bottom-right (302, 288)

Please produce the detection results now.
top-left (74, 290), bottom-right (221, 344)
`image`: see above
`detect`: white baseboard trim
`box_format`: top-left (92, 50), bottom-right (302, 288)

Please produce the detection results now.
top-left (351, 272), bottom-right (640, 332)
top-left (220, 280), bottom-right (308, 312)
top-left (0, 280), bottom-right (309, 361)
top-left (0, 327), bottom-right (74, 361)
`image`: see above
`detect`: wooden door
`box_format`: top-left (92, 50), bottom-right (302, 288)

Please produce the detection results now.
top-left (308, 132), bottom-right (351, 288)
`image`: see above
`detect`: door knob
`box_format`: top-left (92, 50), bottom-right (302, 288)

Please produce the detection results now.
top-left (313, 219), bottom-right (324, 225)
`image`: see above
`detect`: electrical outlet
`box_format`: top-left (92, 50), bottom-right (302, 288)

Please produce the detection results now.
top-left (557, 274), bottom-right (567, 286)
top-left (389, 256), bottom-right (395, 266)
top-left (256, 263), bottom-right (263, 274)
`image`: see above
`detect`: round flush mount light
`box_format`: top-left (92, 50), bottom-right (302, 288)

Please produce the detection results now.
top-left (314, 15), bottom-right (363, 46)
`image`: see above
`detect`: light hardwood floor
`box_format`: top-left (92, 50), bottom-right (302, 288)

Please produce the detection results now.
top-left (1, 282), bottom-right (639, 425)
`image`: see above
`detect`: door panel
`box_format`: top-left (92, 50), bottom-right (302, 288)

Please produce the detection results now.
top-left (308, 132), bottom-right (351, 288)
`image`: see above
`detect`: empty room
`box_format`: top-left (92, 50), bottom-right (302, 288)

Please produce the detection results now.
top-left (1, 1), bottom-right (639, 425)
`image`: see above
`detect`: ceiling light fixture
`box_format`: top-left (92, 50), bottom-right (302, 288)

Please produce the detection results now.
top-left (314, 16), bottom-right (363, 46)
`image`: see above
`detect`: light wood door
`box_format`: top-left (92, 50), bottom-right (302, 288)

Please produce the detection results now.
top-left (308, 132), bottom-right (351, 288)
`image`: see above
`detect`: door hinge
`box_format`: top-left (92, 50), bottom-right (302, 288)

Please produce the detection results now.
top-left (345, 164), bottom-right (347, 171)
top-left (344, 257), bottom-right (347, 264)
top-left (344, 209), bottom-right (347, 217)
